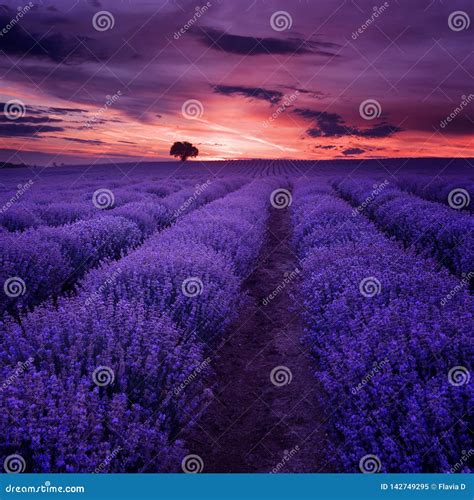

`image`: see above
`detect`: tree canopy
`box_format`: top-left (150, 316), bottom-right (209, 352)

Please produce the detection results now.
top-left (170, 141), bottom-right (199, 161)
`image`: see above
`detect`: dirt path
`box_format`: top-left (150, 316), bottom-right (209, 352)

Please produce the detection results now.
top-left (185, 205), bottom-right (331, 472)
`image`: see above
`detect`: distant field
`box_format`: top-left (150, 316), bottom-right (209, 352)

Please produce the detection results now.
top-left (0, 159), bottom-right (472, 473)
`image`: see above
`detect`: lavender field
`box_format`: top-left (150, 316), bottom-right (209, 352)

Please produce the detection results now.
top-left (0, 160), bottom-right (472, 474)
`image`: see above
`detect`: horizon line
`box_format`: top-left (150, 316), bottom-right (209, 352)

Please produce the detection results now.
top-left (2, 155), bottom-right (474, 169)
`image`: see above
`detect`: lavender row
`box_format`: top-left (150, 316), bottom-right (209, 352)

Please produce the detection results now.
top-left (1, 179), bottom-right (243, 316)
top-left (396, 175), bottom-right (473, 213)
top-left (0, 179), bottom-right (279, 472)
top-left (334, 178), bottom-right (473, 278)
top-left (78, 178), bottom-right (280, 340)
top-left (292, 183), bottom-right (473, 472)
top-left (0, 179), bottom-right (189, 232)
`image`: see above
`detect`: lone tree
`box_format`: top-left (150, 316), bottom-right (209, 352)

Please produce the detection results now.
top-left (170, 141), bottom-right (199, 161)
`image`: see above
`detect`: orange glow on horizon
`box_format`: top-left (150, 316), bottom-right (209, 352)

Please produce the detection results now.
top-left (1, 84), bottom-right (473, 165)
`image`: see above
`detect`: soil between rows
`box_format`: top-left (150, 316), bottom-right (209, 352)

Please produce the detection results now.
top-left (184, 205), bottom-right (331, 472)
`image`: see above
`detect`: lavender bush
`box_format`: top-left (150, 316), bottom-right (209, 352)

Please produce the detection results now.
top-left (0, 178), bottom-right (279, 472)
top-left (1, 164), bottom-right (470, 474)
top-left (0, 204), bottom-right (43, 232)
top-left (334, 179), bottom-right (474, 278)
top-left (1, 180), bottom-right (244, 316)
top-left (397, 175), bottom-right (473, 213)
top-left (0, 300), bottom-right (199, 472)
top-left (292, 183), bottom-right (473, 472)
top-left (36, 202), bottom-right (97, 226)
top-left (0, 177), bottom-right (186, 232)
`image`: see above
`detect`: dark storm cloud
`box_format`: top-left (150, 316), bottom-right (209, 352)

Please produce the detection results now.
top-left (0, 124), bottom-right (64, 136)
top-left (0, 0), bottom-right (470, 162)
top-left (6, 104), bottom-right (86, 116)
top-left (38, 15), bottom-right (76, 26)
top-left (0, 104), bottom-right (86, 128)
top-left (212, 85), bottom-right (283, 104)
top-left (357, 123), bottom-right (402, 138)
top-left (297, 110), bottom-right (351, 137)
top-left (47, 106), bottom-right (86, 115)
top-left (285, 86), bottom-right (326, 99)
top-left (342, 147), bottom-right (365, 155)
top-left (293, 108), bottom-right (402, 138)
top-left (0, 10), bottom-right (106, 64)
top-left (62, 137), bottom-right (105, 145)
top-left (195, 28), bottom-right (341, 57)
top-left (0, 115), bottom-right (63, 124)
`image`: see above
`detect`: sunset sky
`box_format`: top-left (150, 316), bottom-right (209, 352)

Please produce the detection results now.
top-left (0, 0), bottom-right (472, 165)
